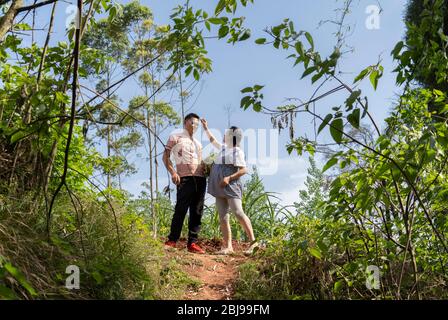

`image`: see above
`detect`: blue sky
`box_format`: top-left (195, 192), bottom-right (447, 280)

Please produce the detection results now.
top-left (18, 0), bottom-right (408, 206)
top-left (122, 0), bottom-right (408, 206)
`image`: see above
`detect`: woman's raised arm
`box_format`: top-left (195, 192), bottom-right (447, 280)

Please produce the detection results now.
top-left (201, 118), bottom-right (222, 149)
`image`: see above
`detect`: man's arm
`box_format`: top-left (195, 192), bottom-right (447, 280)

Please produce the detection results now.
top-left (163, 140), bottom-right (181, 185)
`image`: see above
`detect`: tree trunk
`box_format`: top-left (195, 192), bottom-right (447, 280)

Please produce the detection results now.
top-left (148, 110), bottom-right (156, 237)
top-left (153, 95), bottom-right (159, 196)
top-left (107, 124), bottom-right (111, 188)
top-left (0, 0), bottom-right (23, 40)
top-left (106, 70), bottom-right (112, 188)
top-left (145, 86), bottom-right (156, 238)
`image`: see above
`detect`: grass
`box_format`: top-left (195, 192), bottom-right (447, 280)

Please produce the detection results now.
top-left (0, 187), bottom-right (202, 300)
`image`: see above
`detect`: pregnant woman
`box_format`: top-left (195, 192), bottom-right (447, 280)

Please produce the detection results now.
top-left (201, 118), bottom-right (258, 255)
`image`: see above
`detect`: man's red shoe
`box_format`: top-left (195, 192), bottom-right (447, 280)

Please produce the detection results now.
top-left (187, 242), bottom-right (205, 254)
top-left (165, 240), bottom-right (177, 248)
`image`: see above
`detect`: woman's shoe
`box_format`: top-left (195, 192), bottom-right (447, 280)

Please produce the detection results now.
top-left (244, 241), bottom-right (259, 255)
top-left (216, 247), bottom-right (234, 255)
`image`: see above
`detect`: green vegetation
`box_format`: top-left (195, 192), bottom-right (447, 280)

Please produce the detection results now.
top-left (235, 0), bottom-right (448, 300)
top-left (1, 0), bottom-right (447, 300)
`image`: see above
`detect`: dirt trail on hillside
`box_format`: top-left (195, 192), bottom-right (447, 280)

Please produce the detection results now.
top-left (165, 239), bottom-right (251, 300)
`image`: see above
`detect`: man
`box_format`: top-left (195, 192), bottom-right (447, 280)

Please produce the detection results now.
top-left (162, 113), bottom-right (206, 254)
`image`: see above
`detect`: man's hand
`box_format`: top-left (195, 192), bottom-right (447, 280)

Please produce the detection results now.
top-left (171, 172), bottom-right (181, 185)
top-left (220, 176), bottom-right (230, 187)
top-left (200, 118), bottom-right (208, 130)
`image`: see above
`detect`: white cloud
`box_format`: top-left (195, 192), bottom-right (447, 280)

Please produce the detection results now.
top-left (255, 155), bottom-right (310, 207)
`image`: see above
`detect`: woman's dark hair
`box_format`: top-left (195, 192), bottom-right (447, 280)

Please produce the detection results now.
top-left (184, 113), bottom-right (200, 122)
top-left (229, 126), bottom-right (241, 147)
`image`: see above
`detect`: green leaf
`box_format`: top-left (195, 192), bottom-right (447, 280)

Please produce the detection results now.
top-left (345, 90), bottom-right (361, 108)
top-left (253, 84), bottom-right (264, 91)
top-left (204, 21), bottom-right (211, 31)
top-left (293, 56), bottom-right (303, 66)
top-left (208, 17), bottom-right (224, 25)
top-left (255, 38), bottom-right (266, 44)
top-left (4, 263), bottom-right (37, 296)
top-left (241, 86), bottom-right (253, 93)
top-left (193, 69), bottom-right (200, 81)
top-left (253, 102), bottom-right (262, 112)
top-left (391, 41), bottom-right (404, 58)
top-left (240, 96), bottom-right (251, 108)
top-left (306, 143), bottom-right (315, 156)
top-left (92, 271), bottom-right (104, 285)
top-left (14, 23), bottom-right (31, 31)
top-left (101, 0), bottom-right (108, 10)
top-left (239, 29), bottom-right (251, 41)
top-left (273, 39), bottom-right (280, 49)
top-left (288, 20), bottom-right (295, 33)
top-left (10, 131), bottom-right (26, 144)
top-left (347, 109), bottom-right (361, 129)
top-left (0, 285), bottom-right (17, 300)
top-left (215, 0), bottom-right (226, 15)
top-left (334, 280), bottom-right (343, 293)
top-left (311, 71), bottom-right (324, 84)
top-left (185, 65), bottom-right (193, 77)
top-left (305, 32), bottom-right (314, 49)
top-left (318, 114), bottom-right (333, 134)
top-left (370, 70), bottom-right (379, 90)
top-left (295, 42), bottom-right (304, 55)
top-left (434, 89), bottom-right (444, 96)
top-left (109, 5), bottom-right (117, 20)
top-left (218, 25), bottom-right (229, 38)
top-left (330, 118), bottom-right (343, 144)
top-left (271, 24), bottom-right (284, 37)
top-left (323, 157), bottom-right (338, 172)
top-left (354, 67), bottom-right (370, 83)
top-left (309, 247), bottom-right (322, 260)
top-left (301, 66), bottom-right (317, 79)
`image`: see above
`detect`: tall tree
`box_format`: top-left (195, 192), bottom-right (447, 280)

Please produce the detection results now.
top-left (123, 8), bottom-right (181, 236)
top-left (404, 0), bottom-right (448, 94)
top-left (294, 157), bottom-right (328, 218)
top-left (82, 0), bottom-right (153, 188)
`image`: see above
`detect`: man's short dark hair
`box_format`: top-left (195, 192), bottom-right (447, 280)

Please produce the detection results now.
top-left (184, 113), bottom-right (200, 122)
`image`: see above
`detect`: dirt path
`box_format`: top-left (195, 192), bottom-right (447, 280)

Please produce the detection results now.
top-left (164, 239), bottom-right (251, 300)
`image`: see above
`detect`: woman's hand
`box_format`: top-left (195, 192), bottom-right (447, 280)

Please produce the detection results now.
top-left (200, 118), bottom-right (208, 130)
top-left (220, 176), bottom-right (230, 187)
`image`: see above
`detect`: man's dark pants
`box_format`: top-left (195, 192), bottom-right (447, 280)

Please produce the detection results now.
top-left (168, 176), bottom-right (206, 245)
